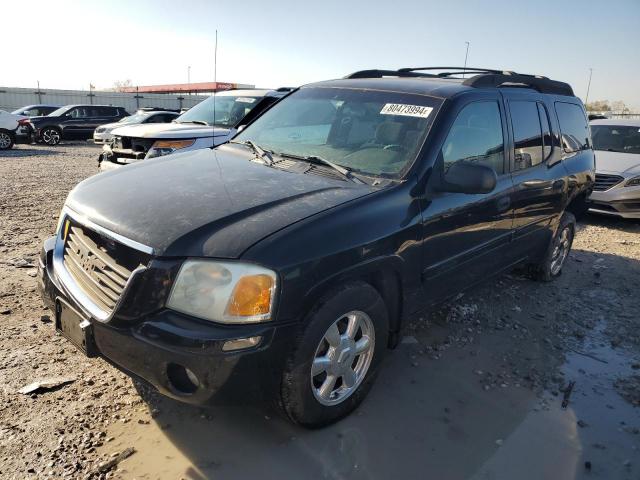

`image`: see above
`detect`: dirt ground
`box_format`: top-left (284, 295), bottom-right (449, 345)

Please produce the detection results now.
top-left (1, 143), bottom-right (639, 480)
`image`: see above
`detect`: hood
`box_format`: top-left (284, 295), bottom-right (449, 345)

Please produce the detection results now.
top-left (111, 122), bottom-right (230, 139)
top-left (66, 145), bottom-right (373, 258)
top-left (595, 150), bottom-right (640, 176)
top-left (97, 122), bottom-right (122, 132)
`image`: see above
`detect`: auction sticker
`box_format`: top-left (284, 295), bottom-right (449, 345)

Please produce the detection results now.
top-left (380, 104), bottom-right (433, 118)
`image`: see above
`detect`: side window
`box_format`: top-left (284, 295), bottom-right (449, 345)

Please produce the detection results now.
top-left (68, 108), bottom-right (87, 118)
top-left (441, 101), bottom-right (505, 175)
top-left (510, 101), bottom-right (543, 170)
top-left (555, 102), bottom-right (590, 153)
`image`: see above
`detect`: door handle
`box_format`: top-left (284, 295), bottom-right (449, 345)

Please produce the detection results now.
top-left (521, 179), bottom-right (553, 189)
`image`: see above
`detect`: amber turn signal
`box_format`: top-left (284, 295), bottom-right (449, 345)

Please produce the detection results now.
top-left (226, 274), bottom-right (274, 317)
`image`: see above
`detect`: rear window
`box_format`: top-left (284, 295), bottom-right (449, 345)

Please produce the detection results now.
top-left (555, 102), bottom-right (590, 153)
top-left (591, 125), bottom-right (640, 155)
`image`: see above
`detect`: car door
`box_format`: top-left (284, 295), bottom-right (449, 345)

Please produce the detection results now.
top-left (61, 107), bottom-right (90, 138)
top-left (88, 107), bottom-right (115, 134)
top-left (420, 98), bottom-right (516, 304)
top-left (503, 92), bottom-right (566, 259)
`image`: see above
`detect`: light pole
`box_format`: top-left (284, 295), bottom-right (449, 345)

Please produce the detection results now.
top-left (463, 41), bottom-right (470, 77)
top-left (585, 68), bottom-right (593, 107)
top-left (187, 66), bottom-right (191, 95)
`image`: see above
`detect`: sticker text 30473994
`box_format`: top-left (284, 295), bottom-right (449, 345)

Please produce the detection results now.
top-left (380, 104), bottom-right (433, 118)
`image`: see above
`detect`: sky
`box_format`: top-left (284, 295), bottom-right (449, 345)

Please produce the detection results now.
top-left (2, 0), bottom-right (639, 109)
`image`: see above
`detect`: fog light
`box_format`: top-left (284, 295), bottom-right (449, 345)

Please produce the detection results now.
top-left (166, 363), bottom-right (199, 394)
top-left (222, 335), bottom-right (262, 352)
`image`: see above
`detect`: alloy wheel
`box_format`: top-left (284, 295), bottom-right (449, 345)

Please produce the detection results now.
top-left (42, 129), bottom-right (60, 145)
top-left (550, 226), bottom-right (571, 275)
top-left (0, 132), bottom-right (11, 149)
top-left (311, 310), bottom-right (375, 406)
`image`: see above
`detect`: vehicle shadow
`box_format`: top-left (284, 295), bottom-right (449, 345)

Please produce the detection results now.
top-left (123, 249), bottom-right (639, 480)
top-left (581, 212), bottom-right (640, 232)
top-left (1, 148), bottom-right (60, 157)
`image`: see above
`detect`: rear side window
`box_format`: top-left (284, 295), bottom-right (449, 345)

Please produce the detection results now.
top-left (441, 101), bottom-right (505, 175)
top-left (510, 101), bottom-right (543, 170)
top-left (555, 102), bottom-right (590, 153)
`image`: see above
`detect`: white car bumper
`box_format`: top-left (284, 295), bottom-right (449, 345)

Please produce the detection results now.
top-left (588, 173), bottom-right (640, 219)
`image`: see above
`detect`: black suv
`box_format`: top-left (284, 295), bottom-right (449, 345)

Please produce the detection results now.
top-left (38, 67), bottom-right (594, 427)
top-left (26, 105), bottom-right (129, 145)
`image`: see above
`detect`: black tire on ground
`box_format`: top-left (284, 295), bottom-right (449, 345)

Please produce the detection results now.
top-left (529, 211), bottom-right (576, 282)
top-left (281, 281), bottom-right (389, 428)
top-left (41, 127), bottom-right (62, 145)
top-left (0, 129), bottom-right (14, 150)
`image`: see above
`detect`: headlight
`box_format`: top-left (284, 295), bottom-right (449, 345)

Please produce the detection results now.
top-left (147, 139), bottom-right (195, 158)
top-left (167, 260), bottom-right (277, 324)
top-left (625, 176), bottom-right (640, 187)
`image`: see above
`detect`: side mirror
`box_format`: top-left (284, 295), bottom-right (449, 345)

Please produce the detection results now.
top-left (438, 161), bottom-right (497, 194)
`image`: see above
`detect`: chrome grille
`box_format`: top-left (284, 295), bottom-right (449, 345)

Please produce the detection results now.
top-left (594, 174), bottom-right (624, 191)
top-left (63, 226), bottom-right (132, 313)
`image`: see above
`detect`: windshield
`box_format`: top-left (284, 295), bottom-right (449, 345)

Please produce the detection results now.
top-left (591, 124), bottom-right (640, 154)
top-left (176, 94), bottom-right (262, 127)
top-left (234, 87), bottom-right (440, 178)
top-left (117, 113), bottom-right (147, 124)
top-left (48, 106), bottom-right (71, 117)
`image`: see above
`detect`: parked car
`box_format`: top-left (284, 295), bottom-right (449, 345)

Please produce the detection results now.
top-left (38, 67), bottom-right (593, 427)
top-left (587, 118), bottom-right (640, 218)
top-left (93, 111), bottom-right (179, 144)
top-left (0, 109), bottom-right (28, 150)
top-left (12, 104), bottom-right (60, 117)
top-left (24, 105), bottom-right (129, 145)
top-left (136, 107), bottom-right (180, 114)
top-left (98, 89), bottom-right (291, 171)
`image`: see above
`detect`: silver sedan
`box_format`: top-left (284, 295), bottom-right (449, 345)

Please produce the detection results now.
top-left (588, 119), bottom-right (640, 219)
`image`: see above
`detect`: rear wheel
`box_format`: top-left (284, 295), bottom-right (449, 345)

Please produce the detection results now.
top-left (530, 211), bottom-right (576, 281)
top-left (0, 129), bottom-right (14, 150)
top-left (41, 127), bottom-right (61, 145)
top-left (281, 282), bottom-right (388, 428)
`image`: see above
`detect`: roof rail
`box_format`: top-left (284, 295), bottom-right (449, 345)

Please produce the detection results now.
top-left (462, 72), bottom-right (574, 96)
top-left (343, 67), bottom-right (574, 96)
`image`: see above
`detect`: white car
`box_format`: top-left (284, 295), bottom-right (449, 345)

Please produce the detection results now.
top-left (588, 119), bottom-right (640, 219)
top-left (98, 88), bottom-right (291, 171)
top-left (0, 110), bottom-right (28, 150)
top-left (93, 110), bottom-right (179, 144)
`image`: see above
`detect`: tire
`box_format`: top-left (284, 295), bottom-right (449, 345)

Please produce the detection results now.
top-left (41, 127), bottom-right (61, 145)
top-left (0, 129), bottom-right (14, 150)
top-left (529, 211), bottom-right (576, 282)
top-left (281, 281), bottom-right (389, 428)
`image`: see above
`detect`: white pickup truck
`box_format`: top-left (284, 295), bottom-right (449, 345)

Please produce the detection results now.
top-left (98, 88), bottom-right (291, 171)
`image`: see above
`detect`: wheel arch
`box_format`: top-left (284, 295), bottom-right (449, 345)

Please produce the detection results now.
top-left (297, 256), bottom-right (405, 349)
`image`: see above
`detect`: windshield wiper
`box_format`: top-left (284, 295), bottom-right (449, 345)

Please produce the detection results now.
top-left (177, 120), bottom-right (209, 126)
top-left (277, 152), bottom-right (363, 184)
top-left (230, 140), bottom-right (274, 165)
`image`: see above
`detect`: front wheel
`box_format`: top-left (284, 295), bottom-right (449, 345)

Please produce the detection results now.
top-left (280, 282), bottom-right (388, 428)
top-left (0, 129), bottom-right (14, 150)
top-left (530, 211), bottom-right (576, 282)
top-left (41, 127), bottom-right (61, 145)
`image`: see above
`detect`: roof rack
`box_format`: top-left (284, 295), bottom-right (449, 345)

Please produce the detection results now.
top-left (344, 67), bottom-right (574, 96)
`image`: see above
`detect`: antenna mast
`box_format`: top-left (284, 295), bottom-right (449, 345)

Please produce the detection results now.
top-left (212, 29), bottom-right (218, 148)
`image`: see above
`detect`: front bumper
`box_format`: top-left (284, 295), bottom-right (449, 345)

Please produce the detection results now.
top-left (588, 177), bottom-right (640, 219)
top-left (38, 235), bottom-right (295, 405)
top-left (93, 132), bottom-right (113, 144)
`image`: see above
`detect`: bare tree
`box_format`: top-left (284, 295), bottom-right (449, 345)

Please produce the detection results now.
top-left (113, 79), bottom-right (134, 92)
top-left (585, 100), bottom-right (611, 112)
top-left (610, 101), bottom-right (629, 114)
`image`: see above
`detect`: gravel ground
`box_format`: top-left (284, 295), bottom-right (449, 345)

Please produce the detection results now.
top-left (1, 143), bottom-right (639, 479)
